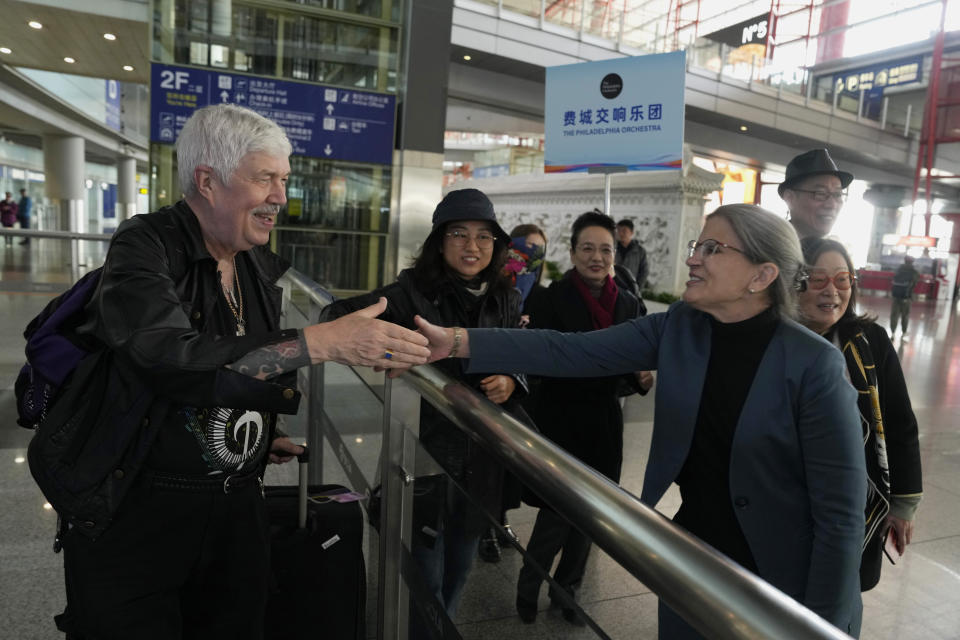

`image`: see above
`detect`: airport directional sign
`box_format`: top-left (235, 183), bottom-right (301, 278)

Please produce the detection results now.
top-left (151, 62), bottom-right (395, 165)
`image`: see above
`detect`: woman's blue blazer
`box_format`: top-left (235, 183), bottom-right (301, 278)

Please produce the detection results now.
top-left (467, 301), bottom-right (866, 635)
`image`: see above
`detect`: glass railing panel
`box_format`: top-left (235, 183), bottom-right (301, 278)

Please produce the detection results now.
top-left (582, 0), bottom-right (623, 40)
top-left (544, 0), bottom-right (583, 31)
top-left (320, 362), bottom-right (387, 484)
top-left (277, 0), bottom-right (387, 20)
top-left (385, 370), bottom-right (615, 638)
top-left (685, 40), bottom-right (724, 73)
top-left (398, 417), bottom-right (612, 638)
top-left (501, 0), bottom-right (541, 19)
top-left (0, 231), bottom-right (112, 286)
top-left (276, 228), bottom-right (387, 291)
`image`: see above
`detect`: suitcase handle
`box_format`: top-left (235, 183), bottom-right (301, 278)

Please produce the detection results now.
top-left (296, 446), bottom-right (309, 529)
top-left (270, 445), bottom-right (311, 529)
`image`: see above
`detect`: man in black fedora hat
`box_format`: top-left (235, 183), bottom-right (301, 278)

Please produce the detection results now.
top-left (779, 149), bottom-right (854, 239)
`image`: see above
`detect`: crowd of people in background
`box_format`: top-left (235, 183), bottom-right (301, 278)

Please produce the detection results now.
top-left (0, 188), bottom-right (33, 245)
top-left (364, 146), bottom-right (923, 639)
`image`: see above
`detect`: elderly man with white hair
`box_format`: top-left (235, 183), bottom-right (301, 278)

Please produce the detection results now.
top-left (55, 104), bottom-right (429, 638)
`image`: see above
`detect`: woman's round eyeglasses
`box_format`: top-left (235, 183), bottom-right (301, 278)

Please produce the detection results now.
top-left (806, 271), bottom-right (855, 290)
top-left (445, 230), bottom-right (496, 249)
top-left (687, 239), bottom-right (748, 259)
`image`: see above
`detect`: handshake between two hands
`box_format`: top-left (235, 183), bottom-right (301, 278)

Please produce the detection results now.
top-left (320, 298), bottom-right (510, 402)
top-left (312, 297), bottom-right (458, 373)
top-left (322, 298), bottom-right (655, 395)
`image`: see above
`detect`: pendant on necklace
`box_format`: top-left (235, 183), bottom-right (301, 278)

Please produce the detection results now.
top-left (236, 324), bottom-right (246, 337)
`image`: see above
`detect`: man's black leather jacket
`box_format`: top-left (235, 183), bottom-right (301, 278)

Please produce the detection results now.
top-left (62, 200), bottom-right (302, 537)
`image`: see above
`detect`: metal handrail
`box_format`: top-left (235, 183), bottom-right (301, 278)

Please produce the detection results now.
top-left (280, 265), bottom-right (852, 639)
top-left (397, 366), bottom-right (852, 640)
top-left (0, 228), bottom-right (114, 281)
top-left (281, 267), bottom-right (336, 307)
top-left (0, 228), bottom-right (113, 241)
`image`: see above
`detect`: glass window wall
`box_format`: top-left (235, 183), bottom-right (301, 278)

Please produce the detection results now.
top-left (150, 0), bottom-right (399, 291)
top-left (153, 0), bottom-right (398, 92)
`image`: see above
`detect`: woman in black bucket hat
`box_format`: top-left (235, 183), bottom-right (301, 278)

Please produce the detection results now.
top-left (320, 188), bottom-right (531, 629)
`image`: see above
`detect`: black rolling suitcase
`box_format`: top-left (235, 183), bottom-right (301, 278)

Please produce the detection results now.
top-left (264, 448), bottom-right (366, 640)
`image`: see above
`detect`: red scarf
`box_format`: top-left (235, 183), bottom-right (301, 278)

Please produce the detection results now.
top-left (571, 270), bottom-right (618, 329)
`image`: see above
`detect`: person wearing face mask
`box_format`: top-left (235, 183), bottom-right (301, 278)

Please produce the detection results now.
top-left (478, 223), bottom-right (550, 565)
top-left (798, 237), bottom-right (922, 592)
top-left (319, 188), bottom-right (529, 625)
top-left (513, 211), bottom-right (651, 626)
top-left (779, 149), bottom-right (853, 240)
top-left (506, 223), bottom-right (548, 309)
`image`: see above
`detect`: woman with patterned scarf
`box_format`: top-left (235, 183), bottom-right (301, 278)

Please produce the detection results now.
top-left (798, 237), bottom-right (923, 590)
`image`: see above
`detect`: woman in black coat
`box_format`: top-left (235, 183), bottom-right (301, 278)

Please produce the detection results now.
top-left (798, 237), bottom-right (922, 591)
top-left (515, 211), bottom-right (652, 625)
top-left (320, 189), bottom-right (528, 621)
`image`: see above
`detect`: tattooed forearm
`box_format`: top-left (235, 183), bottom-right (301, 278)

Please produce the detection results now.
top-left (227, 332), bottom-right (311, 380)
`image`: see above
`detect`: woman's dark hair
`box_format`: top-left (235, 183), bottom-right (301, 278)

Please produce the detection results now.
top-left (570, 211), bottom-right (616, 250)
top-left (800, 236), bottom-right (875, 332)
top-left (410, 221), bottom-right (511, 294)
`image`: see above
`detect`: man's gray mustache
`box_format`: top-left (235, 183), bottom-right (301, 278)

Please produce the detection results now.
top-left (252, 205), bottom-right (281, 215)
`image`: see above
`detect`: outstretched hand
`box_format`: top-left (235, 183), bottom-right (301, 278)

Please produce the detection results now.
top-left (413, 315), bottom-right (467, 362)
top-left (305, 297), bottom-right (430, 369)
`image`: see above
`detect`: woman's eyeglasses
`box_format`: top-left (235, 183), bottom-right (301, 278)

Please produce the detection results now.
top-left (445, 230), bottom-right (495, 249)
top-left (807, 271), bottom-right (855, 290)
top-left (687, 239), bottom-right (748, 259)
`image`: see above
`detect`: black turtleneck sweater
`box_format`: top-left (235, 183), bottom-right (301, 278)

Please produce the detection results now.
top-left (674, 306), bottom-right (779, 573)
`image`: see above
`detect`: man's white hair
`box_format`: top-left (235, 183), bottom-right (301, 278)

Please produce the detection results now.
top-left (176, 104), bottom-right (292, 198)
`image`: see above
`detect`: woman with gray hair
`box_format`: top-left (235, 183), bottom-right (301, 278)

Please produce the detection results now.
top-left (413, 204), bottom-right (867, 638)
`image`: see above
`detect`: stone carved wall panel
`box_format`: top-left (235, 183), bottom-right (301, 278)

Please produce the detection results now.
top-left (465, 168), bottom-right (722, 293)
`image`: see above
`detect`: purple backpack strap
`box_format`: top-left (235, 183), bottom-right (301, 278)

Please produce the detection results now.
top-left (17, 268), bottom-right (102, 428)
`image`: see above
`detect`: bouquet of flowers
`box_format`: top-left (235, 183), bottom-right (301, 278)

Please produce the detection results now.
top-left (503, 237), bottom-right (546, 303)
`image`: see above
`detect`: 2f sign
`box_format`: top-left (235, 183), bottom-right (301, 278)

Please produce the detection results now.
top-left (159, 70), bottom-right (190, 90)
top-left (741, 19), bottom-right (768, 45)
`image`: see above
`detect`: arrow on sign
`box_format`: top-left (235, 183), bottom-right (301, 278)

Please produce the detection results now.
top-left (326, 104), bottom-right (335, 115)
top-left (324, 144), bottom-right (333, 156)
top-left (220, 90), bottom-right (230, 102)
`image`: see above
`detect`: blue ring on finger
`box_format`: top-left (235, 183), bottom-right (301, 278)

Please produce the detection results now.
top-left (384, 349), bottom-right (394, 360)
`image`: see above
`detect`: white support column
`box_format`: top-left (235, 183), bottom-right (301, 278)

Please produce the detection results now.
top-left (389, 150), bottom-right (442, 280)
top-left (43, 135), bottom-right (86, 232)
top-left (117, 156), bottom-right (138, 221)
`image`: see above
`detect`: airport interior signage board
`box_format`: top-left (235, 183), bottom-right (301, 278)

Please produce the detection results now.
top-left (704, 13), bottom-right (772, 49)
top-left (825, 55), bottom-right (923, 98)
top-left (544, 51), bottom-right (685, 173)
top-left (105, 79), bottom-right (122, 132)
top-left (150, 63), bottom-right (396, 165)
